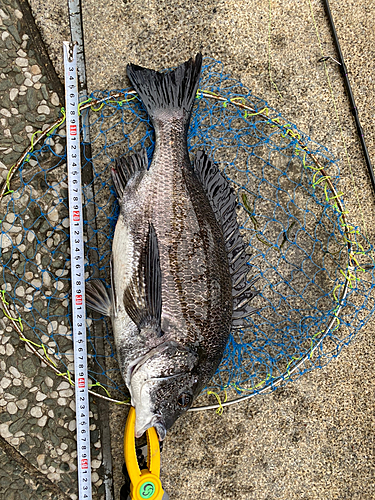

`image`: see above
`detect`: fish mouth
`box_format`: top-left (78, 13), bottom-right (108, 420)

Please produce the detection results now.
top-left (135, 414), bottom-right (167, 441)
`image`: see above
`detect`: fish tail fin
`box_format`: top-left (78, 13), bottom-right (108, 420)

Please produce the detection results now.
top-left (126, 53), bottom-right (202, 124)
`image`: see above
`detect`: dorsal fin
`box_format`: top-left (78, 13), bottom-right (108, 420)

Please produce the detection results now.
top-left (123, 223), bottom-right (163, 336)
top-left (194, 151), bottom-right (259, 326)
top-left (111, 148), bottom-right (148, 200)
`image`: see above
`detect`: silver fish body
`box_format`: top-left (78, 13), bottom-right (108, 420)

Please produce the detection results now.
top-left (86, 54), bottom-right (258, 439)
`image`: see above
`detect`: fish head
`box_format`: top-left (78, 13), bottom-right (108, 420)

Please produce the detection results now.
top-left (129, 341), bottom-right (200, 440)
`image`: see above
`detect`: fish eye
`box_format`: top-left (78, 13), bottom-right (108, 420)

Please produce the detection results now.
top-left (177, 393), bottom-right (192, 408)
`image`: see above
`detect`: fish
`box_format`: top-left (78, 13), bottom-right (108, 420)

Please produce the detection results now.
top-left (86, 54), bottom-right (258, 440)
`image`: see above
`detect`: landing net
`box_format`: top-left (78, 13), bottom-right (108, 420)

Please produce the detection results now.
top-left (1, 59), bottom-right (374, 408)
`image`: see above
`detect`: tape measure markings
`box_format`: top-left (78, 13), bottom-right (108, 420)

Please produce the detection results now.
top-left (63, 40), bottom-right (92, 500)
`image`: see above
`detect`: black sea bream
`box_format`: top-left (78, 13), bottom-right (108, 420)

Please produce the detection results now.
top-left (86, 54), bottom-right (258, 440)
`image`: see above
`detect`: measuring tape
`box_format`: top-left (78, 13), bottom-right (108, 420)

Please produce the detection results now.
top-left (63, 41), bottom-right (92, 500)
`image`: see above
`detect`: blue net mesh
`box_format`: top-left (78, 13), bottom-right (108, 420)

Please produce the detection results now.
top-left (1, 58), bottom-right (375, 404)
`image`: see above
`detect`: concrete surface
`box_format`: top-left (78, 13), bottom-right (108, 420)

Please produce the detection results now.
top-left (1, 0), bottom-right (375, 499)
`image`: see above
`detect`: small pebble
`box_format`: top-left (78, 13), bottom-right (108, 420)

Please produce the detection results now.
top-left (57, 381), bottom-right (70, 391)
top-left (31, 279), bottom-right (42, 288)
top-left (60, 388), bottom-right (74, 398)
top-left (7, 402), bottom-right (18, 415)
top-left (37, 104), bottom-right (50, 115)
top-left (91, 459), bottom-right (101, 469)
top-left (91, 472), bottom-right (99, 483)
top-left (47, 321), bottom-right (58, 334)
top-left (9, 366), bottom-right (20, 378)
top-left (9, 88), bottom-right (18, 101)
top-left (23, 378), bottom-right (32, 388)
top-left (47, 472), bottom-right (61, 481)
top-left (54, 143), bottom-right (64, 155)
top-left (38, 415), bottom-right (48, 427)
top-left (48, 207), bottom-right (59, 222)
top-left (30, 406), bottom-right (43, 418)
top-left (0, 8), bottom-right (9, 19)
top-left (31, 64), bottom-right (41, 74)
top-left (16, 399), bottom-right (28, 410)
top-left (0, 424), bottom-right (12, 439)
top-left (15, 57), bottom-right (28, 68)
top-left (36, 391), bottom-right (47, 402)
top-left (51, 92), bottom-right (60, 106)
top-left (5, 344), bottom-right (14, 356)
top-left (45, 376), bottom-right (53, 388)
top-left (1, 378), bottom-right (11, 389)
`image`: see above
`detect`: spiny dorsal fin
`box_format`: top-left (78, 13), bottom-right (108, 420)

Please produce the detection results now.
top-left (123, 223), bottom-right (163, 335)
top-left (194, 150), bottom-right (259, 325)
top-left (112, 148), bottom-right (148, 200)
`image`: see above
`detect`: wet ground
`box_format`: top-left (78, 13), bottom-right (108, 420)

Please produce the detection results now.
top-left (1, 0), bottom-right (374, 499)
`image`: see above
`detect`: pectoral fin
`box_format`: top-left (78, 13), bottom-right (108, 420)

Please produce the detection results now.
top-left (86, 280), bottom-right (112, 316)
top-left (123, 223), bottom-right (163, 336)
